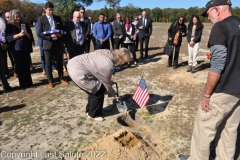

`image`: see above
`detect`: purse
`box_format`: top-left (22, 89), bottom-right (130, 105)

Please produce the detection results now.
top-left (164, 40), bottom-right (174, 56)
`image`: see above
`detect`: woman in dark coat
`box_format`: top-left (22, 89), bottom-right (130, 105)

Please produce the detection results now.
top-left (168, 16), bottom-right (187, 69)
top-left (6, 9), bottom-right (34, 89)
top-left (121, 16), bottom-right (138, 67)
top-left (186, 14), bottom-right (204, 73)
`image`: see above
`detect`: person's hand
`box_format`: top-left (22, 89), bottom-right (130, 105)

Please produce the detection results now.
top-left (114, 95), bottom-right (120, 102)
top-left (51, 34), bottom-right (57, 38)
top-left (201, 96), bottom-right (212, 112)
top-left (190, 41), bottom-right (195, 46)
top-left (182, 32), bottom-right (185, 36)
top-left (56, 33), bottom-right (62, 38)
top-left (86, 38), bottom-right (88, 40)
top-left (139, 26), bottom-right (144, 29)
top-left (18, 30), bottom-right (25, 37)
top-left (169, 37), bottom-right (172, 41)
top-left (130, 35), bottom-right (134, 39)
top-left (119, 35), bottom-right (123, 39)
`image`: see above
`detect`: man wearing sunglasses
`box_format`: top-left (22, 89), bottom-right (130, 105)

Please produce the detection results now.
top-left (179, 0), bottom-right (240, 160)
top-left (79, 7), bottom-right (91, 53)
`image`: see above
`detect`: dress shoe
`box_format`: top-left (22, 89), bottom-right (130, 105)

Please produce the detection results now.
top-left (187, 66), bottom-right (192, 72)
top-left (48, 83), bottom-right (54, 88)
top-left (145, 54), bottom-right (148, 58)
top-left (60, 79), bottom-right (69, 85)
top-left (42, 71), bottom-right (46, 75)
top-left (14, 72), bottom-right (18, 78)
top-left (3, 86), bottom-right (13, 92)
top-left (167, 64), bottom-right (172, 67)
top-left (127, 63), bottom-right (131, 67)
top-left (173, 66), bottom-right (177, 69)
top-left (134, 63), bottom-right (139, 67)
top-left (52, 69), bottom-right (58, 74)
top-left (140, 55), bottom-right (144, 59)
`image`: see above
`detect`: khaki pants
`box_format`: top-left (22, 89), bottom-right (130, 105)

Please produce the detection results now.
top-left (190, 93), bottom-right (240, 160)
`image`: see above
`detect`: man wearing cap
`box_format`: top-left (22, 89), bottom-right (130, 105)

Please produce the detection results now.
top-left (178, 0), bottom-right (240, 160)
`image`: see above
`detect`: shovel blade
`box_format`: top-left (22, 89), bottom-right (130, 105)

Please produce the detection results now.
top-left (116, 101), bottom-right (127, 114)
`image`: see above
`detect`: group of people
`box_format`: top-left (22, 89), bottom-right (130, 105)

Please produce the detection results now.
top-left (1, 0), bottom-right (240, 159)
top-left (167, 14), bottom-right (204, 72)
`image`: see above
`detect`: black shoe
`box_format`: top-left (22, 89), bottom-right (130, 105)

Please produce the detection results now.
top-left (135, 63), bottom-right (139, 67)
top-left (173, 66), bottom-right (177, 69)
top-left (145, 54), bottom-right (148, 58)
top-left (140, 55), bottom-right (144, 59)
top-left (127, 63), bottom-right (131, 67)
top-left (187, 66), bottom-right (192, 72)
top-left (3, 86), bottom-right (13, 92)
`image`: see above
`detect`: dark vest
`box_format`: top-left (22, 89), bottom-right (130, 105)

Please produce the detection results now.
top-left (212, 16), bottom-right (240, 93)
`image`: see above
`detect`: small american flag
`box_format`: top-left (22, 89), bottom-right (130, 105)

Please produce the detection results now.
top-left (132, 76), bottom-right (150, 108)
top-left (43, 29), bottom-right (66, 35)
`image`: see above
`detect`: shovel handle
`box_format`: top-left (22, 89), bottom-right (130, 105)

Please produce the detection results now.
top-left (113, 82), bottom-right (119, 96)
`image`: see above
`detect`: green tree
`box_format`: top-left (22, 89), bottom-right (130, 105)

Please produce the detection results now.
top-left (97, 0), bottom-right (121, 11)
top-left (49, 0), bottom-right (93, 21)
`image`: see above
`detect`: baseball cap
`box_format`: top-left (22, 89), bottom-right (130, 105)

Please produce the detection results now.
top-left (201, 0), bottom-right (232, 17)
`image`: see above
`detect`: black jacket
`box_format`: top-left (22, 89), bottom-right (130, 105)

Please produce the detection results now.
top-left (186, 24), bottom-right (204, 43)
top-left (168, 20), bottom-right (186, 46)
top-left (121, 23), bottom-right (135, 41)
top-left (37, 15), bottom-right (64, 50)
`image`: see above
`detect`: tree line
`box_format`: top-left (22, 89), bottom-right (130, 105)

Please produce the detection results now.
top-left (1, 0), bottom-right (240, 25)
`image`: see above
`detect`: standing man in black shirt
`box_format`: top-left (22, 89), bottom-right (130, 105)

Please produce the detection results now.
top-left (180, 0), bottom-right (240, 160)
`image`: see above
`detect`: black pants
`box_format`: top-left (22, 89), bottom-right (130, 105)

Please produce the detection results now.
top-left (139, 36), bottom-right (150, 56)
top-left (85, 35), bottom-right (92, 53)
top-left (0, 48), bottom-right (10, 88)
top-left (95, 39), bottom-right (110, 50)
top-left (12, 51), bottom-right (33, 88)
top-left (44, 42), bottom-right (64, 83)
top-left (85, 84), bottom-right (106, 118)
top-left (134, 34), bottom-right (139, 51)
top-left (122, 43), bottom-right (137, 62)
top-left (68, 45), bottom-right (84, 59)
top-left (2, 47), bottom-right (9, 76)
top-left (168, 45), bottom-right (180, 67)
top-left (114, 38), bottom-right (122, 49)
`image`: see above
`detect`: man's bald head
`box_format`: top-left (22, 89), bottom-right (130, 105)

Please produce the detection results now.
top-left (73, 11), bottom-right (80, 23)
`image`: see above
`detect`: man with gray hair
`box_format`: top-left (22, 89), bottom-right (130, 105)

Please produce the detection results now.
top-left (64, 11), bottom-right (85, 59)
top-left (137, 11), bottom-right (152, 58)
top-left (179, 0), bottom-right (240, 159)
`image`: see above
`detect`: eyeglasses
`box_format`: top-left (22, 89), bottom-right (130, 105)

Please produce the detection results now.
top-left (206, 7), bottom-right (215, 16)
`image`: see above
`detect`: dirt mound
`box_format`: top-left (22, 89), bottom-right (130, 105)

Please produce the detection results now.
top-left (77, 129), bottom-right (162, 160)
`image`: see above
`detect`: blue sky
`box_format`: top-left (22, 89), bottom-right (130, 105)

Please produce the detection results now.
top-left (32, 0), bottom-right (240, 10)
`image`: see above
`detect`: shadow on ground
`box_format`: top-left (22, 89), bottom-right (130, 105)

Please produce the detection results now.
top-left (103, 93), bottom-right (173, 117)
top-left (0, 104), bottom-right (26, 114)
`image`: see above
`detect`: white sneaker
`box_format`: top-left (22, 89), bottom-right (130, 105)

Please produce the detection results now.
top-left (87, 115), bottom-right (104, 121)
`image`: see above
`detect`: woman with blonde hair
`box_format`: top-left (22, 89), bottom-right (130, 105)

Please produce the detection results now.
top-left (67, 48), bottom-right (131, 121)
top-left (6, 9), bottom-right (35, 89)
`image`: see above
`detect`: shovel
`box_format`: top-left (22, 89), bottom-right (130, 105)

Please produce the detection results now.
top-left (113, 82), bottom-right (128, 114)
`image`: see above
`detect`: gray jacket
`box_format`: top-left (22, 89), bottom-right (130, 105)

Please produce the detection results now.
top-left (67, 49), bottom-right (116, 97)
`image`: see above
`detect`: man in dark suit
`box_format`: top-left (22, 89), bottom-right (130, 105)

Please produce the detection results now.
top-left (137, 11), bottom-right (152, 58)
top-left (37, 2), bottom-right (68, 88)
top-left (112, 13), bottom-right (123, 49)
top-left (79, 7), bottom-right (91, 53)
top-left (64, 11), bottom-right (85, 59)
top-left (88, 16), bottom-right (95, 50)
